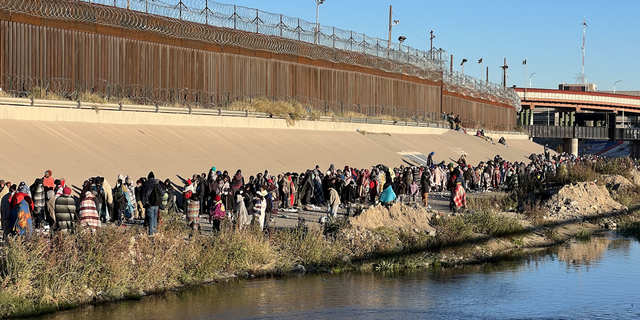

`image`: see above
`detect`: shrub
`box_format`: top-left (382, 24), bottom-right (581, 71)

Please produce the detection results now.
top-left (574, 228), bottom-right (592, 240)
top-left (463, 211), bottom-right (524, 237)
top-left (432, 215), bottom-right (473, 246)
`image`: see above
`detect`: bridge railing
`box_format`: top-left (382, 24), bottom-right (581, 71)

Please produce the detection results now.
top-left (523, 125), bottom-right (609, 140)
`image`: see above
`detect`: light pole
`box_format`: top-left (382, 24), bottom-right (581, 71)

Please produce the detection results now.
top-left (614, 80), bottom-right (622, 93)
top-left (388, 6), bottom-right (399, 49)
top-left (460, 59), bottom-right (467, 76)
top-left (429, 30), bottom-right (435, 59)
top-left (398, 36), bottom-right (406, 52)
top-left (314, 0), bottom-right (325, 45)
top-left (529, 72), bottom-right (537, 88)
top-left (522, 59), bottom-right (527, 88)
top-left (615, 80), bottom-right (624, 127)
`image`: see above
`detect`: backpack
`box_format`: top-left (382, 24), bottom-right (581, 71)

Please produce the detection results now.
top-left (210, 202), bottom-right (226, 220)
top-left (148, 183), bottom-right (164, 207)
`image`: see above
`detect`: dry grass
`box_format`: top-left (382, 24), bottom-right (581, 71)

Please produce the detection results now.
top-left (225, 98), bottom-right (427, 125)
top-left (522, 199), bottom-right (547, 225)
top-left (77, 92), bottom-right (107, 104)
top-left (467, 192), bottom-right (519, 213)
top-left (27, 87), bottom-right (65, 101)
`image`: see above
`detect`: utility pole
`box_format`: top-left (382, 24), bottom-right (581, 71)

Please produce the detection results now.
top-left (388, 5), bottom-right (393, 49)
top-left (501, 58), bottom-right (509, 88)
top-left (429, 30), bottom-right (435, 59)
top-left (450, 55), bottom-right (453, 73)
top-left (581, 17), bottom-right (587, 84)
top-left (523, 59), bottom-right (527, 99)
top-left (486, 66), bottom-right (489, 83)
top-left (315, 0), bottom-right (325, 45)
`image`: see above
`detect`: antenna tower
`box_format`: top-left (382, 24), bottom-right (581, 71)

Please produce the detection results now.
top-left (581, 17), bottom-right (587, 85)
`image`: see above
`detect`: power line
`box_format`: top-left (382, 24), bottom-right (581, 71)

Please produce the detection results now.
top-left (391, 12), bottom-right (429, 47)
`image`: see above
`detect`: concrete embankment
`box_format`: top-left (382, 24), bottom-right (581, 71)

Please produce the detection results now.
top-left (0, 104), bottom-right (538, 186)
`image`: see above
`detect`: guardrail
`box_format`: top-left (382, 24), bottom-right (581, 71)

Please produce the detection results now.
top-left (0, 97), bottom-right (460, 129)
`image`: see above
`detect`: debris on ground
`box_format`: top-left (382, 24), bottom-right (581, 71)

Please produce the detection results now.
top-left (601, 174), bottom-right (634, 193)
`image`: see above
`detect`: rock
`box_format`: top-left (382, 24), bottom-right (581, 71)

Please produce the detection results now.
top-left (601, 174), bottom-right (634, 192)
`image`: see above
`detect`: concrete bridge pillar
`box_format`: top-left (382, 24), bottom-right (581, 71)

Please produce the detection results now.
top-left (630, 141), bottom-right (640, 160)
top-left (562, 138), bottom-right (578, 156)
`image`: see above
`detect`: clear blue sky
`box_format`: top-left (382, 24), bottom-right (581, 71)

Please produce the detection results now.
top-left (204, 0), bottom-right (640, 91)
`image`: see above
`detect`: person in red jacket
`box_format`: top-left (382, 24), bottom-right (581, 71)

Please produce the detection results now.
top-left (42, 170), bottom-right (55, 191)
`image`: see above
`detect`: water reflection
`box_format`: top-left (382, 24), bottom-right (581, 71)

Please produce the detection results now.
top-left (557, 236), bottom-right (630, 270)
top-left (34, 235), bottom-right (640, 320)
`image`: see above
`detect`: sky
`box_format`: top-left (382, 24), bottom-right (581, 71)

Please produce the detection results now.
top-left (198, 0), bottom-right (640, 91)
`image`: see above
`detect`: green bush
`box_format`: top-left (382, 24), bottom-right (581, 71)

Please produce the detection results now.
top-left (464, 211), bottom-right (524, 237)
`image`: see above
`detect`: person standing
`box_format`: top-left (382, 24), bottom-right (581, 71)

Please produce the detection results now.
top-left (327, 185), bottom-right (341, 219)
top-left (1, 184), bottom-right (16, 238)
top-left (135, 178), bottom-right (146, 221)
top-left (124, 176), bottom-right (138, 219)
top-left (142, 172), bottom-right (163, 235)
top-left (447, 165), bottom-right (467, 213)
top-left (210, 194), bottom-right (225, 232)
top-left (43, 170), bottom-right (55, 191)
top-left (0, 180), bottom-right (8, 203)
top-left (53, 187), bottom-right (77, 233)
top-left (30, 178), bottom-right (46, 229)
top-left (9, 183), bottom-right (35, 236)
top-left (420, 167), bottom-right (431, 207)
top-left (79, 191), bottom-right (101, 230)
top-left (112, 177), bottom-right (128, 226)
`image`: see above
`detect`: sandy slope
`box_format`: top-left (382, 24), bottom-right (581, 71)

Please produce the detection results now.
top-left (0, 119), bottom-right (542, 190)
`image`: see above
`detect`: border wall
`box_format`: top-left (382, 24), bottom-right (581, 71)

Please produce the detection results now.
top-left (0, 0), bottom-right (519, 130)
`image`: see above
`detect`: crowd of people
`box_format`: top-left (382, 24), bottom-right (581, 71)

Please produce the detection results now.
top-left (0, 145), bottom-right (605, 240)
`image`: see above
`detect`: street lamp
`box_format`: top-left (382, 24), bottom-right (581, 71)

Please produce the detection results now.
top-left (529, 73), bottom-right (537, 88)
top-left (460, 59), bottom-right (467, 75)
top-left (614, 80), bottom-right (624, 127)
top-left (398, 36), bottom-right (406, 52)
top-left (429, 30), bottom-right (435, 59)
top-left (614, 80), bottom-right (622, 93)
top-left (314, 0), bottom-right (325, 45)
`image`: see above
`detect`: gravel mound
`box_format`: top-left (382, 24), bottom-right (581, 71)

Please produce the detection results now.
top-left (350, 203), bottom-right (435, 233)
top-left (544, 181), bottom-right (627, 220)
top-left (601, 175), bottom-right (634, 192)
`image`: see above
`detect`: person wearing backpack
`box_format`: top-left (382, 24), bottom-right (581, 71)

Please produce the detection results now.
top-left (112, 177), bottom-right (128, 226)
top-left (210, 194), bottom-right (225, 231)
top-left (142, 172), bottom-right (164, 235)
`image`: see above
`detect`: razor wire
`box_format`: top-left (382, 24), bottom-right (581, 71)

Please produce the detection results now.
top-left (0, 0), bottom-right (521, 111)
top-left (0, 73), bottom-right (491, 127)
top-left (0, 73), bottom-right (516, 130)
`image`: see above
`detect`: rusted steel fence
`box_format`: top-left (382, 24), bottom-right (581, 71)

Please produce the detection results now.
top-left (0, 72), bottom-right (516, 130)
top-left (0, 0), bottom-right (521, 109)
top-left (0, 0), bottom-right (519, 129)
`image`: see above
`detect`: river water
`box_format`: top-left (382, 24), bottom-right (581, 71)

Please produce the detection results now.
top-left (35, 234), bottom-right (640, 320)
